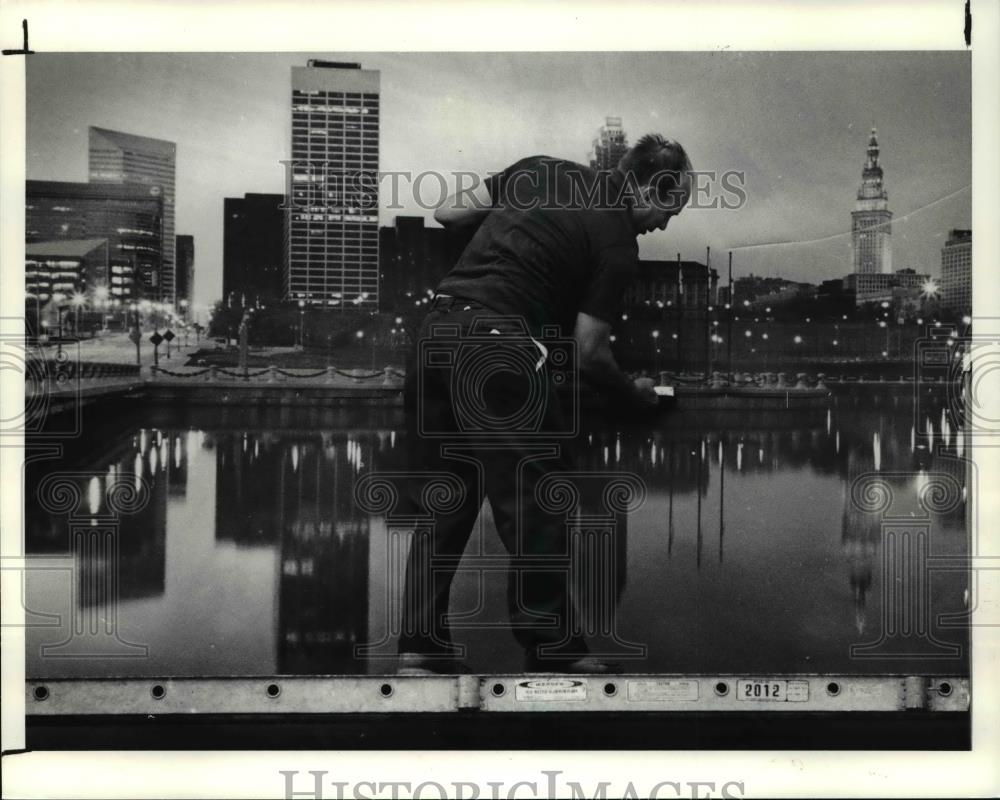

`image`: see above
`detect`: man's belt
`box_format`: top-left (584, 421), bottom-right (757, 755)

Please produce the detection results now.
top-left (430, 294), bottom-right (491, 311)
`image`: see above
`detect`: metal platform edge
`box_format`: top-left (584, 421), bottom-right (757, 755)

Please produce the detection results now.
top-left (26, 674), bottom-right (969, 715)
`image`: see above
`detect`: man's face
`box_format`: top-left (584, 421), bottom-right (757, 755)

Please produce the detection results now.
top-left (630, 180), bottom-right (691, 235)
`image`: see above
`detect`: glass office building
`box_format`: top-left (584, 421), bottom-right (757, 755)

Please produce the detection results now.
top-left (89, 127), bottom-right (177, 306)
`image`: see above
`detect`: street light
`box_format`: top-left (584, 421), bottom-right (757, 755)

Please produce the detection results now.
top-left (298, 299), bottom-right (306, 348)
top-left (93, 285), bottom-right (111, 331)
top-left (71, 291), bottom-right (86, 335)
top-left (50, 292), bottom-right (67, 358)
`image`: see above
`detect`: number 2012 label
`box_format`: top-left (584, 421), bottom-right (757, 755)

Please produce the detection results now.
top-left (736, 680), bottom-right (809, 702)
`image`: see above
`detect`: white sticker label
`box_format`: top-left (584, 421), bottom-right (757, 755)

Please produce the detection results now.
top-left (786, 680), bottom-right (809, 702)
top-left (627, 680), bottom-right (699, 702)
top-left (736, 679), bottom-right (810, 702)
top-left (514, 679), bottom-right (588, 702)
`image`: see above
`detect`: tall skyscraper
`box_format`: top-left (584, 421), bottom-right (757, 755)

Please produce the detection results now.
top-left (590, 117), bottom-right (629, 171)
top-left (224, 193), bottom-right (285, 307)
top-left (285, 61), bottom-right (380, 310)
top-left (89, 126), bottom-right (177, 305)
top-left (940, 229), bottom-right (972, 313)
top-left (850, 126), bottom-right (892, 275)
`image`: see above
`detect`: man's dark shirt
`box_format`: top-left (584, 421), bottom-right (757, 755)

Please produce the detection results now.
top-left (435, 156), bottom-right (640, 334)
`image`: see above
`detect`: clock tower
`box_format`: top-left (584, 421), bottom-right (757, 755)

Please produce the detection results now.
top-left (851, 126), bottom-right (892, 275)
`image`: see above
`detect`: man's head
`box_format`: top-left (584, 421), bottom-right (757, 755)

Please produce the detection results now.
top-left (618, 134), bottom-right (692, 235)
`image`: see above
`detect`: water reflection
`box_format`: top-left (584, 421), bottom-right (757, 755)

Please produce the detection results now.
top-left (25, 390), bottom-right (969, 677)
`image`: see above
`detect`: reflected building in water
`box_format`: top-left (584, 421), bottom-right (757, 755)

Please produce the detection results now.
top-left (211, 428), bottom-right (383, 672)
top-left (24, 389), bottom-right (969, 676)
top-left (837, 389), bottom-right (969, 636)
top-left (24, 427), bottom-right (188, 605)
top-left (222, 427), bottom-right (428, 672)
top-left (276, 434), bottom-right (373, 674)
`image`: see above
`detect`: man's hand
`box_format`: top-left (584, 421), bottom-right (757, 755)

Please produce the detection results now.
top-left (574, 312), bottom-right (658, 410)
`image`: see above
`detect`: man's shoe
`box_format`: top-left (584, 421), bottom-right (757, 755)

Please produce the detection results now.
top-left (524, 652), bottom-right (625, 674)
top-left (396, 652), bottom-right (471, 676)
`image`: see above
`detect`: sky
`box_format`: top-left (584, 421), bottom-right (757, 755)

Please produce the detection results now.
top-left (25, 51), bottom-right (971, 310)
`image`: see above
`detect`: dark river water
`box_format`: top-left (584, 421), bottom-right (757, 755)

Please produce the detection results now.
top-left (24, 390), bottom-right (970, 677)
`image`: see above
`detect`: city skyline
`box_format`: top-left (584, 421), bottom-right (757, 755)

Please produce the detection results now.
top-left (26, 52), bottom-right (971, 311)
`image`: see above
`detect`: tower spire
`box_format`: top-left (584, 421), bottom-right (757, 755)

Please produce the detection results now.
top-left (851, 125), bottom-right (893, 275)
top-left (865, 125), bottom-right (880, 170)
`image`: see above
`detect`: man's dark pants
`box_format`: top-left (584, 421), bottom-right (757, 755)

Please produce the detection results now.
top-left (397, 301), bottom-right (587, 662)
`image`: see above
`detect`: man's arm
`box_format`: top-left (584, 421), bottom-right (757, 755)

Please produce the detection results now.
top-left (434, 181), bottom-right (492, 229)
top-left (573, 312), bottom-right (658, 408)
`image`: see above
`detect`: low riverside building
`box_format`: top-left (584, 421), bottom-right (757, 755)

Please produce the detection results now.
top-left (27, 179), bottom-right (163, 300)
top-left (25, 238), bottom-right (114, 303)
